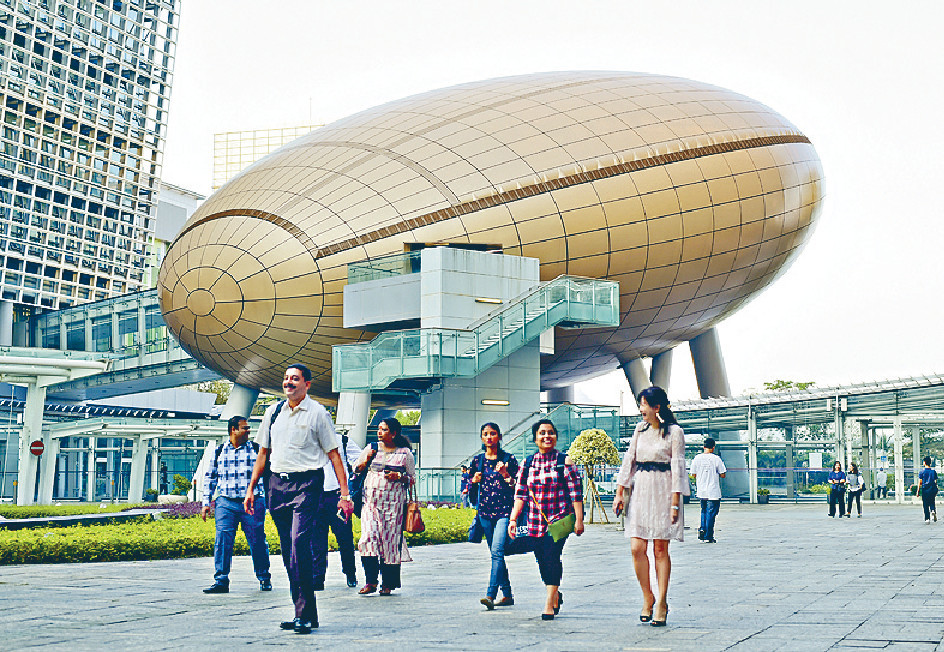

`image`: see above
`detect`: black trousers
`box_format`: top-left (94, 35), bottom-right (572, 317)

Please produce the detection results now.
top-left (921, 492), bottom-right (936, 520)
top-left (312, 489), bottom-right (356, 584)
top-left (533, 534), bottom-right (567, 586)
top-left (361, 555), bottom-right (401, 589)
top-left (828, 488), bottom-right (845, 516)
top-left (846, 490), bottom-right (863, 515)
top-left (268, 469), bottom-right (324, 623)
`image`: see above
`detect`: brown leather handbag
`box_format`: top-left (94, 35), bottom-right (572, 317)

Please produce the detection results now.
top-left (404, 483), bottom-right (425, 533)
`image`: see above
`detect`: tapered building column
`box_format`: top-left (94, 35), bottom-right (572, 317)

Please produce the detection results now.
top-left (545, 386), bottom-right (574, 404)
top-left (619, 357), bottom-right (650, 399)
top-left (650, 349), bottom-right (673, 390)
top-left (337, 392), bottom-right (371, 448)
top-left (221, 384), bottom-right (259, 422)
top-left (689, 327), bottom-right (731, 398)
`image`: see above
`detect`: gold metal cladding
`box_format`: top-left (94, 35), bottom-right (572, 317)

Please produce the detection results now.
top-left (158, 71), bottom-right (825, 396)
top-left (179, 134), bottom-right (811, 261)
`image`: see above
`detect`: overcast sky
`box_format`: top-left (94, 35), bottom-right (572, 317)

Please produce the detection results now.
top-left (161, 1), bottom-right (944, 406)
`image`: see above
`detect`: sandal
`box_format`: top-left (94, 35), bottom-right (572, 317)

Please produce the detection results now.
top-left (358, 584), bottom-right (377, 594)
top-left (379, 586), bottom-right (393, 596)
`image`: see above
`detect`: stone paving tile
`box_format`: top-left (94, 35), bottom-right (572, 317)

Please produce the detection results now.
top-left (1, 503), bottom-right (942, 650)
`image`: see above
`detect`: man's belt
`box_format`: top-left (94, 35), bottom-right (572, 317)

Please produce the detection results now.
top-left (273, 469), bottom-right (322, 480)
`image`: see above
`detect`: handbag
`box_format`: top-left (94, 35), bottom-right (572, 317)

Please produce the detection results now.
top-left (529, 486), bottom-right (576, 542)
top-left (503, 523), bottom-right (535, 556)
top-left (349, 442), bottom-right (377, 518)
top-left (468, 515), bottom-right (484, 543)
top-left (404, 483), bottom-right (425, 534)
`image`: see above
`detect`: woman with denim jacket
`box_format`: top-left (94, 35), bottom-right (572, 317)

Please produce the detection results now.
top-left (468, 422), bottom-right (520, 610)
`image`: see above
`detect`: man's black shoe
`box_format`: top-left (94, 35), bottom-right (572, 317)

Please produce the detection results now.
top-left (280, 621), bottom-right (295, 630)
top-left (293, 618), bottom-right (315, 634)
top-left (697, 528), bottom-right (705, 540)
top-left (346, 575), bottom-right (357, 588)
top-left (202, 583), bottom-right (229, 594)
top-left (260, 579), bottom-right (273, 591)
top-left (313, 580), bottom-right (325, 591)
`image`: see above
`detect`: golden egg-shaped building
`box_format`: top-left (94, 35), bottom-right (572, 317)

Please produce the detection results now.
top-left (158, 71), bottom-right (824, 397)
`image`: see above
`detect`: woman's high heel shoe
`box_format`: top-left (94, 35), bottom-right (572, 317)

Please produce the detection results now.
top-left (651, 602), bottom-right (669, 627)
top-left (554, 591), bottom-right (563, 615)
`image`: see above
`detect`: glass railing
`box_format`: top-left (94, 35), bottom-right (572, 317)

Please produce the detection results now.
top-left (333, 275), bottom-right (619, 392)
top-left (499, 403), bottom-right (621, 461)
top-left (347, 250), bottom-right (423, 285)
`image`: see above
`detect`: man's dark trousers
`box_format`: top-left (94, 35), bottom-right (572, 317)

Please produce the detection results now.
top-left (700, 499), bottom-right (720, 541)
top-left (312, 488), bottom-right (356, 586)
top-left (269, 469), bottom-right (324, 623)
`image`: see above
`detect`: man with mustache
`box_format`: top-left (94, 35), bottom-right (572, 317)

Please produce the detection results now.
top-left (244, 363), bottom-right (354, 635)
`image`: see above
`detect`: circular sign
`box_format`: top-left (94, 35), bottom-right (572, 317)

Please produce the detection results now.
top-left (29, 440), bottom-right (44, 456)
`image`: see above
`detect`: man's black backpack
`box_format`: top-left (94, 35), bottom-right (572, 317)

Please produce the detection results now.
top-left (349, 441), bottom-right (377, 519)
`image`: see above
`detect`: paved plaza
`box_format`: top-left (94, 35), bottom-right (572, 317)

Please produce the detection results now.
top-left (1, 502), bottom-right (941, 651)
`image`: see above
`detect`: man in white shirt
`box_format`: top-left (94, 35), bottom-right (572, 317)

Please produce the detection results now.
top-left (690, 437), bottom-right (727, 543)
top-left (244, 364), bottom-right (354, 635)
top-left (312, 431), bottom-right (362, 589)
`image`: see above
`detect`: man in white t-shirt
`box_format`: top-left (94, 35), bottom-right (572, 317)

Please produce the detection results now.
top-left (690, 437), bottom-right (727, 543)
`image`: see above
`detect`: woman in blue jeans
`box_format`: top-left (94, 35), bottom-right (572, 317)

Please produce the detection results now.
top-left (468, 422), bottom-right (520, 610)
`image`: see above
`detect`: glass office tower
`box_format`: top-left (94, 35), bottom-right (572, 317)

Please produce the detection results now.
top-left (0, 0), bottom-right (179, 314)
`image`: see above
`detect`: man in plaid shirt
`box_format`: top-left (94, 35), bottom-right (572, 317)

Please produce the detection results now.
top-left (201, 415), bottom-right (272, 593)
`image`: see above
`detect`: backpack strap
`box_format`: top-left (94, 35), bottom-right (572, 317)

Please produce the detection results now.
top-left (341, 434), bottom-right (354, 477)
top-left (556, 452), bottom-right (571, 504)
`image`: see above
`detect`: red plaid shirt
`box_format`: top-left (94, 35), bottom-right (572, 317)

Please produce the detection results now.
top-left (514, 450), bottom-right (583, 537)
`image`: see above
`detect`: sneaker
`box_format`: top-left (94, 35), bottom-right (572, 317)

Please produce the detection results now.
top-left (496, 597), bottom-right (515, 607)
top-left (925, 519), bottom-right (931, 524)
top-left (480, 597), bottom-right (495, 610)
top-left (857, 514), bottom-right (861, 518)
top-left (933, 511), bottom-right (938, 522)
top-left (260, 579), bottom-right (272, 591)
top-left (697, 527), bottom-right (705, 541)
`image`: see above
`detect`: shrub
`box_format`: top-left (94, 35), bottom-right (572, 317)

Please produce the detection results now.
top-left (807, 483), bottom-right (829, 494)
top-left (0, 507), bottom-right (477, 565)
top-left (757, 488), bottom-right (770, 496)
top-left (0, 504), bottom-right (140, 519)
top-left (144, 489), bottom-right (158, 502)
top-left (170, 474), bottom-right (192, 496)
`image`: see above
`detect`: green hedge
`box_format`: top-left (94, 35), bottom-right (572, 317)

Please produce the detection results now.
top-left (0, 507), bottom-right (475, 565)
top-left (0, 504), bottom-right (143, 519)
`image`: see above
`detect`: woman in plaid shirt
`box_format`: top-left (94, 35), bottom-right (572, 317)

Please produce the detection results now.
top-left (508, 419), bottom-right (584, 620)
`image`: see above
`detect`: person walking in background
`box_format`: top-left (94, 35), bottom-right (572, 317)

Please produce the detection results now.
top-left (827, 461), bottom-right (847, 518)
top-left (690, 437), bottom-right (726, 543)
top-left (244, 364), bottom-right (354, 635)
top-left (354, 417), bottom-right (416, 595)
top-left (845, 463), bottom-right (865, 518)
top-left (312, 431), bottom-right (362, 590)
top-left (613, 386), bottom-right (689, 628)
top-left (508, 419), bottom-right (584, 621)
top-left (917, 456), bottom-right (938, 523)
top-left (460, 465), bottom-right (472, 508)
top-left (468, 422), bottom-right (519, 610)
top-left (201, 415), bottom-right (271, 594)
top-left (875, 468), bottom-right (888, 499)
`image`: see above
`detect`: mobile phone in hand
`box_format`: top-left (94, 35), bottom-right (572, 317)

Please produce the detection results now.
top-left (337, 507), bottom-right (349, 523)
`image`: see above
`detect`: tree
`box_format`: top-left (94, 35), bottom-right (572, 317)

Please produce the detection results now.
top-left (763, 380), bottom-right (816, 392)
top-left (194, 380), bottom-right (233, 405)
top-left (567, 428), bottom-right (621, 524)
top-left (395, 410), bottom-right (420, 426)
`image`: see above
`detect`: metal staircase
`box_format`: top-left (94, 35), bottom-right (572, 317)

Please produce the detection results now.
top-left (332, 275), bottom-right (619, 393)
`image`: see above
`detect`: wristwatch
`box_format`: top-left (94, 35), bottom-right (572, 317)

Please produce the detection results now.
top-left (340, 495), bottom-right (351, 500)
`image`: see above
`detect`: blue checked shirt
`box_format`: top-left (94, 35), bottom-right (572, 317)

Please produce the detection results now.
top-left (202, 441), bottom-right (264, 507)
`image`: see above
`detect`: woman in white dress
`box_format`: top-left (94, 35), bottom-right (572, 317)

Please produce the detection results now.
top-left (354, 417), bottom-right (415, 595)
top-left (613, 386), bottom-right (688, 627)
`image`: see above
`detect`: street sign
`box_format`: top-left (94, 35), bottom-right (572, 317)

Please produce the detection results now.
top-left (29, 440), bottom-right (44, 456)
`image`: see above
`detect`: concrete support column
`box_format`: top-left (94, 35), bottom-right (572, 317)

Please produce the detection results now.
top-left (221, 384), bottom-right (259, 422)
top-left (150, 446), bottom-right (159, 494)
top-left (128, 436), bottom-right (147, 502)
top-left (620, 357), bottom-right (650, 399)
top-left (893, 417), bottom-right (904, 504)
top-left (650, 349), bottom-right (673, 390)
top-left (87, 446), bottom-right (96, 502)
top-left (336, 391), bottom-right (371, 448)
top-left (0, 299), bottom-right (13, 347)
top-left (784, 426), bottom-right (794, 499)
top-left (748, 407), bottom-right (758, 503)
top-left (16, 382), bottom-right (46, 505)
top-left (545, 386), bottom-right (574, 404)
top-left (37, 437), bottom-right (60, 504)
top-left (911, 427), bottom-right (921, 481)
top-left (833, 400), bottom-right (843, 466)
top-left (689, 328), bottom-right (731, 398)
